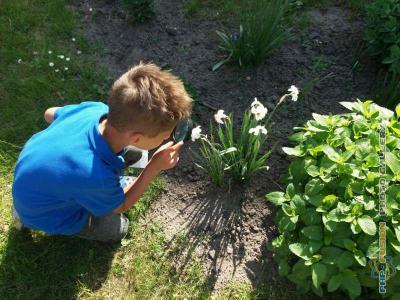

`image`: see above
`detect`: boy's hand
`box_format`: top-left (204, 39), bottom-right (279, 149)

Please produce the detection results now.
top-left (148, 141), bottom-right (184, 172)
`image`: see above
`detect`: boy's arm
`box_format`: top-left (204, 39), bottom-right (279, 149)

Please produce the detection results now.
top-left (44, 107), bottom-right (62, 124)
top-left (113, 141), bottom-right (183, 214)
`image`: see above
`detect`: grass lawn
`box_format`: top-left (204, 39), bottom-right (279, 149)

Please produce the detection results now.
top-left (0, 1), bottom-right (212, 299)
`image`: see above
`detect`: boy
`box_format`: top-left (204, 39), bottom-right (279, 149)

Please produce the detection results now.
top-left (11, 62), bottom-right (193, 242)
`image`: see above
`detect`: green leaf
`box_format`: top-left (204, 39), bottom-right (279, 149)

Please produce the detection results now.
top-left (357, 215), bottom-right (377, 236)
top-left (301, 225), bottom-right (323, 240)
top-left (353, 249), bottom-right (367, 266)
top-left (282, 204), bottom-right (296, 217)
top-left (338, 251), bottom-right (354, 270)
top-left (286, 183), bottom-right (295, 198)
top-left (341, 270), bottom-right (361, 297)
top-left (322, 214), bottom-right (337, 232)
top-left (311, 263), bottom-right (327, 288)
top-left (343, 239), bottom-right (356, 251)
top-left (396, 103), bottom-right (400, 118)
top-left (386, 152), bottom-right (400, 176)
top-left (289, 243), bottom-right (312, 260)
top-left (278, 214), bottom-right (296, 232)
top-left (305, 179), bottom-right (324, 196)
top-left (321, 246), bottom-right (343, 264)
top-left (301, 209), bottom-right (322, 225)
top-left (282, 146), bottom-right (304, 157)
top-left (323, 145), bottom-right (341, 163)
top-left (265, 191), bottom-right (286, 205)
top-left (327, 274), bottom-right (343, 292)
top-left (366, 240), bottom-right (379, 259)
top-left (278, 259), bottom-right (290, 276)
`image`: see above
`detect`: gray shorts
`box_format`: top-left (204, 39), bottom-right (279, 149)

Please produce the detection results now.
top-left (73, 175), bottom-right (136, 243)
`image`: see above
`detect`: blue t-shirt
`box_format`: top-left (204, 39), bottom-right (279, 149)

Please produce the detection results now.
top-left (12, 101), bottom-right (126, 235)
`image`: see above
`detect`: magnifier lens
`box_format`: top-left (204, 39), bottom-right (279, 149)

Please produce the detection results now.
top-left (173, 119), bottom-right (192, 142)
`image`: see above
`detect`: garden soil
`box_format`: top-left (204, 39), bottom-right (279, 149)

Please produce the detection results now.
top-left (72, 0), bottom-right (379, 294)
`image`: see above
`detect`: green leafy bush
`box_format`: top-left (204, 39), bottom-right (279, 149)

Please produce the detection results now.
top-left (212, 0), bottom-right (289, 70)
top-left (365, 0), bottom-right (400, 74)
top-left (266, 100), bottom-right (400, 298)
top-left (123, 0), bottom-right (155, 23)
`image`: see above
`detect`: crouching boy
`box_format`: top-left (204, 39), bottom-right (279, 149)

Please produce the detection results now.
top-left (11, 62), bottom-right (193, 242)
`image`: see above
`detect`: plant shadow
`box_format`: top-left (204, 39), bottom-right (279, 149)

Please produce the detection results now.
top-left (0, 227), bottom-right (119, 299)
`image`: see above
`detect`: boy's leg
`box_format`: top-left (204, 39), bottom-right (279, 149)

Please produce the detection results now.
top-left (74, 175), bottom-right (136, 243)
top-left (74, 211), bottom-right (129, 243)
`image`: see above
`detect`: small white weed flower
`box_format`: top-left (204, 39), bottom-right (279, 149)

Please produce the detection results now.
top-left (288, 85), bottom-right (299, 102)
top-left (55, 69), bottom-right (59, 72)
top-left (77, 50), bottom-right (82, 55)
top-left (64, 67), bottom-right (69, 71)
top-left (89, 7), bottom-right (93, 12)
top-left (214, 109), bottom-right (228, 124)
top-left (57, 55), bottom-right (64, 59)
top-left (220, 147), bottom-right (237, 155)
top-left (249, 125), bottom-right (268, 136)
top-left (66, 57), bottom-right (70, 61)
top-left (71, 37), bottom-right (76, 42)
top-left (48, 50), bottom-right (52, 54)
top-left (49, 62), bottom-right (54, 67)
top-left (191, 125), bottom-right (202, 141)
top-left (33, 51), bottom-right (38, 55)
top-left (17, 58), bottom-right (22, 64)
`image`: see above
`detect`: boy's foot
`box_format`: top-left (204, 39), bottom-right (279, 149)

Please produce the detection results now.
top-left (12, 205), bottom-right (24, 231)
top-left (122, 145), bottom-right (143, 169)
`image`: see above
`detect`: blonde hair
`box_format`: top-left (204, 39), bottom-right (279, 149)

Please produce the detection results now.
top-left (107, 62), bottom-right (193, 136)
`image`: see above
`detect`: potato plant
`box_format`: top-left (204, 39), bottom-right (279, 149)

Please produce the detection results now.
top-left (266, 100), bottom-right (400, 299)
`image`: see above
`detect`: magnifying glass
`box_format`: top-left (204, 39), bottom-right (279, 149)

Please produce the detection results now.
top-left (171, 118), bottom-right (193, 143)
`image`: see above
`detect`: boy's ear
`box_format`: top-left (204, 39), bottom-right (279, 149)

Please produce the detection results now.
top-left (128, 132), bottom-right (143, 144)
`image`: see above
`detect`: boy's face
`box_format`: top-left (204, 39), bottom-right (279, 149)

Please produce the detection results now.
top-left (130, 127), bottom-right (174, 150)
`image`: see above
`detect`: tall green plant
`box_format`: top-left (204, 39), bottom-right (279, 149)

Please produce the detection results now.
top-left (266, 100), bottom-right (400, 298)
top-left (191, 86), bottom-right (299, 186)
top-left (213, 0), bottom-right (289, 70)
top-left (123, 0), bottom-right (155, 23)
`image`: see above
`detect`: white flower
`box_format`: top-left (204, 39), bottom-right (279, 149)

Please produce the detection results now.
top-left (251, 103), bottom-right (268, 121)
top-left (251, 97), bottom-right (262, 107)
top-left (48, 50), bottom-right (52, 54)
top-left (220, 147), bottom-right (237, 155)
top-left (64, 67), bottom-right (69, 71)
top-left (66, 57), bottom-right (70, 61)
top-left (71, 37), bottom-right (76, 42)
top-left (77, 50), bottom-right (82, 55)
top-left (249, 125), bottom-right (268, 136)
top-left (214, 109), bottom-right (228, 124)
top-left (288, 85), bottom-right (299, 102)
top-left (191, 125), bottom-right (202, 141)
top-left (382, 119), bottom-right (390, 127)
top-left (57, 55), bottom-right (64, 59)
top-left (17, 58), bottom-right (22, 64)
top-left (33, 51), bottom-right (38, 55)
top-left (55, 69), bottom-right (59, 72)
top-left (89, 7), bottom-right (93, 12)
top-left (49, 62), bottom-right (54, 67)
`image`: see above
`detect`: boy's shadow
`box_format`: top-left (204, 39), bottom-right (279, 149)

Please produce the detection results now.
top-left (0, 227), bottom-right (118, 299)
